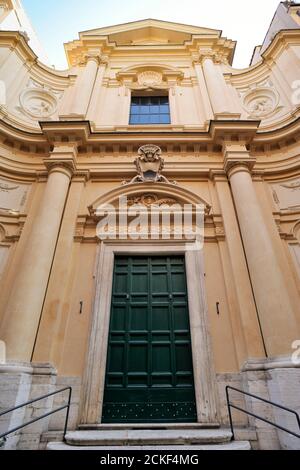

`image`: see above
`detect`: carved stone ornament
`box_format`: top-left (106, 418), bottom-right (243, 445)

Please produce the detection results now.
top-left (128, 71), bottom-right (169, 91)
top-left (127, 194), bottom-right (178, 207)
top-left (137, 71), bottom-right (163, 88)
top-left (124, 145), bottom-right (175, 185)
top-left (240, 81), bottom-right (281, 119)
top-left (280, 180), bottom-right (300, 191)
top-left (17, 79), bottom-right (62, 119)
top-left (0, 182), bottom-right (19, 192)
top-left (19, 88), bottom-right (58, 118)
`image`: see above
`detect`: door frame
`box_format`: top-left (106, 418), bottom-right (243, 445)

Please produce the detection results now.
top-left (79, 239), bottom-right (219, 425)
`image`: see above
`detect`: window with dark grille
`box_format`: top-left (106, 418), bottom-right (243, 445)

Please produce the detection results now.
top-left (129, 96), bottom-right (171, 124)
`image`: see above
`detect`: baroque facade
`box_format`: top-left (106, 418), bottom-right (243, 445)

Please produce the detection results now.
top-left (0, 0), bottom-right (300, 450)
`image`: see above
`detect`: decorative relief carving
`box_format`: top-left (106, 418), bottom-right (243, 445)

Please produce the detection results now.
top-left (238, 80), bottom-right (282, 119)
top-left (17, 79), bottom-right (63, 119)
top-left (117, 67), bottom-right (183, 92)
top-left (127, 194), bottom-right (178, 207)
top-left (280, 181), bottom-right (300, 191)
top-left (137, 71), bottom-right (163, 88)
top-left (270, 179), bottom-right (300, 211)
top-left (123, 145), bottom-right (176, 185)
top-left (130, 71), bottom-right (168, 91)
top-left (0, 182), bottom-right (19, 192)
top-left (0, 178), bottom-right (30, 212)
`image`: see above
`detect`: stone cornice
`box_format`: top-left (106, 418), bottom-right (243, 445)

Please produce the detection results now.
top-left (0, 119), bottom-right (299, 178)
top-left (227, 29), bottom-right (300, 79)
top-left (262, 29), bottom-right (300, 62)
top-left (64, 20), bottom-right (236, 66)
top-left (0, 31), bottom-right (71, 78)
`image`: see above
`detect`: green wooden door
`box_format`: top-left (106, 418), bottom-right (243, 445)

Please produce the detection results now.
top-left (102, 256), bottom-right (197, 423)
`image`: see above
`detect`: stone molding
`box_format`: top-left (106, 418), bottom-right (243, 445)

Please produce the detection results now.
top-left (79, 240), bottom-right (219, 425)
top-left (116, 65), bottom-right (184, 92)
top-left (243, 356), bottom-right (300, 371)
top-left (0, 361), bottom-right (57, 375)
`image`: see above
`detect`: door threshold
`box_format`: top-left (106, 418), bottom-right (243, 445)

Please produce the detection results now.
top-left (78, 423), bottom-right (220, 430)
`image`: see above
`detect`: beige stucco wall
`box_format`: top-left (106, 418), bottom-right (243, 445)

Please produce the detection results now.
top-left (0, 19), bottom-right (299, 385)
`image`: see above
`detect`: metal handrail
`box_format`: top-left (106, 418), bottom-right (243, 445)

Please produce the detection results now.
top-left (0, 386), bottom-right (72, 445)
top-left (226, 385), bottom-right (300, 441)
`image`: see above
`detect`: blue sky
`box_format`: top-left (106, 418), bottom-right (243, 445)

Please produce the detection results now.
top-left (22, 0), bottom-right (281, 69)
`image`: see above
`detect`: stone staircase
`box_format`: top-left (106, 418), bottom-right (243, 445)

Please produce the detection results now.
top-left (47, 425), bottom-right (251, 450)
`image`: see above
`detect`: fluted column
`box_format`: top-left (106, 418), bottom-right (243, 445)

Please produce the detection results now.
top-left (70, 52), bottom-right (100, 117)
top-left (0, 144), bottom-right (77, 361)
top-left (224, 143), bottom-right (300, 355)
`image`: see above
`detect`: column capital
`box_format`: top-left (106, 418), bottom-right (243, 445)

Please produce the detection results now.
top-left (75, 49), bottom-right (102, 66)
top-left (224, 160), bottom-right (256, 178)
top-left (198, 48), bottom-right (215, 64)
top-left (85, 54), bottom-right (100, 66)
top-left (44, 143), bottom-right (78, 178)
top-left (222, 142), bottom-right (256, 177)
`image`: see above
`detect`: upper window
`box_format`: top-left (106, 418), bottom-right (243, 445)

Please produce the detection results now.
top-left (129, 96), bottom-right (171, 125)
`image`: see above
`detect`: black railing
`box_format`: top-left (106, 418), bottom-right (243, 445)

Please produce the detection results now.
top-left (226, 385), bottom-right (300, 441)
top-left (0, 386), bottom-right (72, 446)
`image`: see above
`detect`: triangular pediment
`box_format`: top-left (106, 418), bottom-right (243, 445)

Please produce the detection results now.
top-left (65, 18), bottom-right (235, 67)
top-left (79, 18), bottom-right (221, 45)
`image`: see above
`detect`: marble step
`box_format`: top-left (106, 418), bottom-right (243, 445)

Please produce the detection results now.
top-left (47, 441), bottom-right (251, 451)
top-left (62, 429), bottom-right (234, 447)
top-left (78, 422), bottom-right (220, 430)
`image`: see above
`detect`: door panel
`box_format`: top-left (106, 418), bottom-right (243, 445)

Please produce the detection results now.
top-left (102, 256), bottom-right (197, 423)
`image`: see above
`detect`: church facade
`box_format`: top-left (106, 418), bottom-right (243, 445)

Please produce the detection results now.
top-left (0, 1), bottom-right (300, 450)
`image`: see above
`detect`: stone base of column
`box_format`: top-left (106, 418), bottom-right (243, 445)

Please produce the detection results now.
top-left (216, 357), bottom-right (300, 450)
top-left (0, 362), bottom-right (57, 450)
top-left (243, 357), bottom-right (300, 450)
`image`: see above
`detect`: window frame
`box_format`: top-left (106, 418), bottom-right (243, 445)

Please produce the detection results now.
top-left (129, 93), bottom-right (171, 125)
